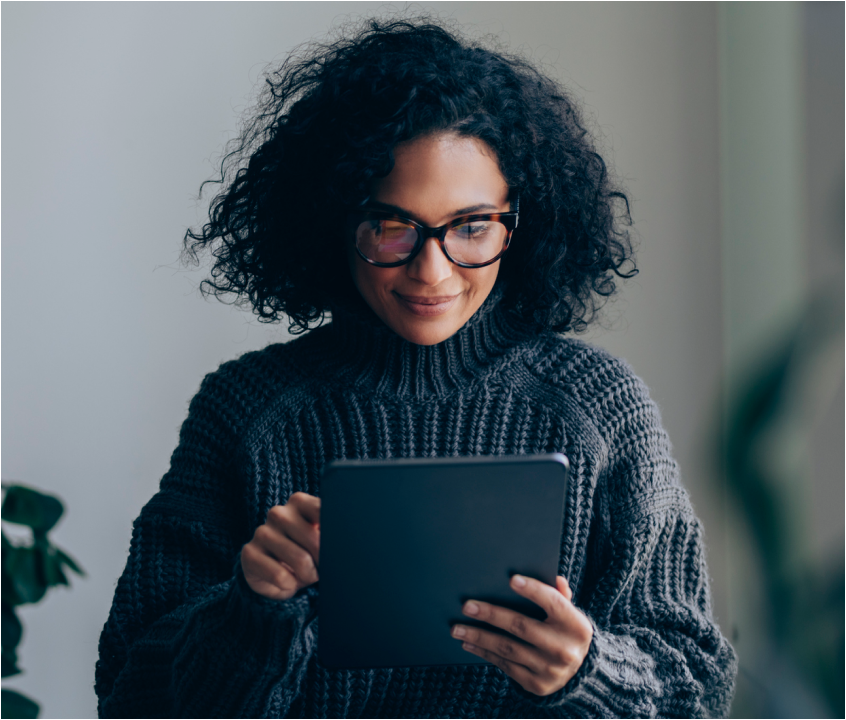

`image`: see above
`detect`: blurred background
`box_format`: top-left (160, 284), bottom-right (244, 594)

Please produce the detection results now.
top-left (2, 3), bottom-right (842, 717)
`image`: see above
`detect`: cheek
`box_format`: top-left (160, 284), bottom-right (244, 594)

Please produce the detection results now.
top-left (352, 260), bottom-right (397, 303)
top-left (464, 264), bottom-right (499, 297)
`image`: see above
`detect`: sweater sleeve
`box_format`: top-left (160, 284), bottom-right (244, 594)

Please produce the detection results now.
top-left (95, 361), bottom-right (316, 718)
top-left (513, 347), bottom-right (737, 717)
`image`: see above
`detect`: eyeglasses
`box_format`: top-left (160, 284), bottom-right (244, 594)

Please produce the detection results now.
top-left (349, 202), bottom-right (519, 269)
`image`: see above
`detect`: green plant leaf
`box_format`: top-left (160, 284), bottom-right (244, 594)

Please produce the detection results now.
top-left (2, 603), bottom-right (22, 651)
top-left (1, 486), bottom-right (63, 533)
top-left (40, 550), bottom-right (69, 588)
top-left (2, 646), bottom-right (21, 678)
top-left (0, 530), bottom-right (20, 607)
top-left (1, 567), bottom-right (23, 607)
top-left (4, 548), bottom-right (47, 605)
top-left (55, 547), bottom-right (85, 577)
top-left (1, 688), bottom-right (40, 718)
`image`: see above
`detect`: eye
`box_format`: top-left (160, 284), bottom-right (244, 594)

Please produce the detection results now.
top-left (380, 223), bottom-right (413, 240)
top-left (355, 218), bottom-right (418, 263)
top-left (451, 222), bottom-right (492, 240)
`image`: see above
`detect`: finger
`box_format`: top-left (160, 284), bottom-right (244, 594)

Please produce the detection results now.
top-left (556, 576), bottom-right (573, 602)
top-left (286, 515), bottom-right (321, 567)
top-left (265, 504), bottom-right (321, 566)
top-left (451, 624), bottom-right (544, 674)
top-left (461, 599), bottom-right (560, 656)
top-left (509, 575), bottom-right (574, 625)
top-left (288, 492), bottom-right (321, 525)
top-left (240, 542), bottom-right (300, 599)
top-left (459, 640), bottom-right (543, 693)
top-left (511, 576), bottom-right (593, 646)
top-left (253, 524), bottom-right (319, 585)
top-left (269, 534), bottom-right (319, 585)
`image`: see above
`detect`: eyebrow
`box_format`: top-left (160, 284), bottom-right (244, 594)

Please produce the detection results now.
top-left (363, 200), bottom-right (503, 222)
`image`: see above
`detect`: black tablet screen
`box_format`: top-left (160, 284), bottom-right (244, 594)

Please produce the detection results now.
top-left (318, 454), bottom-right (569, 668)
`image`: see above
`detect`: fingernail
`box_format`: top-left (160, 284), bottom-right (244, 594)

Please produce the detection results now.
top-left (464, 601), bottom-right (480, 616)
top-left (452, 625), bottom-right (466, 638)
top-left (463, 642), bottom-right (476, 651)
top-left (512, 575), bottom-right (527, 588)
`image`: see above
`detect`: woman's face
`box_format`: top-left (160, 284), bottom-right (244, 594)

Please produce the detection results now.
top-left (348, 133), bottom-right (510, 346)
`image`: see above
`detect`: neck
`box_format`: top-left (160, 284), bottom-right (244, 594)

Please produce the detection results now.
top-left (326, 285), bottom-right (532, 399)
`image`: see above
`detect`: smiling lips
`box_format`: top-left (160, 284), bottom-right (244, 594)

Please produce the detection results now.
top-left (393, 292), bottom-right (460, 316)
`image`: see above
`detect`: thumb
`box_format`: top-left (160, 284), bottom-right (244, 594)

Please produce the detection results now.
top-left (556, 575), bottom-right (573, 601)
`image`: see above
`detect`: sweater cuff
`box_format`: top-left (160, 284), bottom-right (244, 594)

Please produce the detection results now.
top-left (510, 621), bottom-right (661, 715)
top-left (223, 553), bottom-right (318, 668)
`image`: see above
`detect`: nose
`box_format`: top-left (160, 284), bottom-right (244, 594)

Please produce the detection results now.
top-left (405, 237), bottom-right (453, 286)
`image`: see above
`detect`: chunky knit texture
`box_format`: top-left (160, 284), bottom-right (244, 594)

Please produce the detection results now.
top-left (96, 291), bottom-right (737, 718)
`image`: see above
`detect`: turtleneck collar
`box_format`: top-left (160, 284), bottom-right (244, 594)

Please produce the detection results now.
top-left (324, 284), bottom-right (535, 400)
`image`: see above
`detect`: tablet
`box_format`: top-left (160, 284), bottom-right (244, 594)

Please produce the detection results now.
top-left (318, 453), bottom-right (569, 669)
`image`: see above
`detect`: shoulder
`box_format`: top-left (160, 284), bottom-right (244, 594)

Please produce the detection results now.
top-left (525, 334), bottom-right (651, 412)
top-left (187, 326), bottom-right (333, 430)
top-left (525, 335), bottom-right (676, 479)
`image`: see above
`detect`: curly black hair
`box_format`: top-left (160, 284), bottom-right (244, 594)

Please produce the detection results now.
top-left (184, 16), bottom-right (636, 334)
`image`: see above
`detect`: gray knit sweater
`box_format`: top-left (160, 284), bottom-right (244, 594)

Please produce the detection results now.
top-left (95, 292), bottom-right (737, 717)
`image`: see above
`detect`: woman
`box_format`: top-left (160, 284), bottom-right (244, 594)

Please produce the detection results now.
top-left (96, 18), bottom-right (737, 718)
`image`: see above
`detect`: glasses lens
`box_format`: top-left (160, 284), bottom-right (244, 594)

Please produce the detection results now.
top-left (444, 220), bottom-right (508, 265)
top-left (355, 219), bottom-right (418, 264)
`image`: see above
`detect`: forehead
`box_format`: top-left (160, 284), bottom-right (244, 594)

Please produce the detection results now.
top-left (370, 133), bottom-right (509, 223)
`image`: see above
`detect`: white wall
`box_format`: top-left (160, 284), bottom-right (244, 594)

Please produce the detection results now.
top-left (3, 4), bottom-right (726, 717)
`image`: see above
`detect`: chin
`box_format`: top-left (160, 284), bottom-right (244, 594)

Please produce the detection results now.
top-left (393, 318), bottom-right (461, 346)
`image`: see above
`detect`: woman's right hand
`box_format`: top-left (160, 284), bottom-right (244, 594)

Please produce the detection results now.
top-left (240, 492), bottom-right (321, 600)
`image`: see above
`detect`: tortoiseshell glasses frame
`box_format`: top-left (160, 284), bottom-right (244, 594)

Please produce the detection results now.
top-left (349, 196), bottom-right (519, 269)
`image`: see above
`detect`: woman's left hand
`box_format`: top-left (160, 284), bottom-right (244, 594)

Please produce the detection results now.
top-left (451, 575), bottom-right (593, 697)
